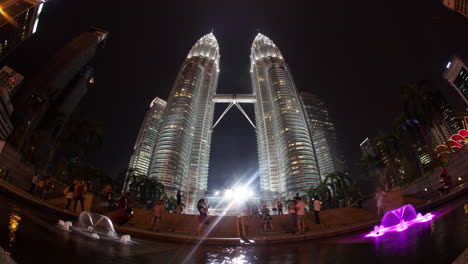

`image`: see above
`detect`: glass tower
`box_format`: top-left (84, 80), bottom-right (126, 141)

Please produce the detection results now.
top-left (300, 92), bottom-right (347, 179)
top-left (128, 97), bottom-right (166, 175)
top-left (149, 33), bottom-right (220, 205)
top-left (250, 33), bottom-right (319, 201)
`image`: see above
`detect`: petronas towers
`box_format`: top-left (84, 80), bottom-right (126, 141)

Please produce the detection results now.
top-left (134, 32), bottom-right (325, 208)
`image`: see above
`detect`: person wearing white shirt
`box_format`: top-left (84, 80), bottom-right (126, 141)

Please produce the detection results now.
top-left (295, 197), bottom-right (306, 233)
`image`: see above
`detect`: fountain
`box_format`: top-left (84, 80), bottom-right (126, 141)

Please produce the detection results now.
top-left (78, 211), bottom-right (117, 237)
top-left (366, 204), bottom-right (434, 237)
top-left (58, 212), bottom-right (131, 243)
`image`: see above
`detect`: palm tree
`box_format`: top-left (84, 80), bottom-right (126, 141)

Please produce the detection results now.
top-left (128, 174), bottom-right (165, 206)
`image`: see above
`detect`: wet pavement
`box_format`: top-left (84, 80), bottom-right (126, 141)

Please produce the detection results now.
top-left (0, 193), bottom-right (466, 264)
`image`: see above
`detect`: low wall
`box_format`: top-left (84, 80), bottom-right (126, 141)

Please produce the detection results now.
top-left (124, 208), bottom-right (239, 237)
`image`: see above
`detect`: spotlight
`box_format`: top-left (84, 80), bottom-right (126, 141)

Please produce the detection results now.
top-left (215, 191), bottom-right (219, 196)
top-left (424, 188), bottom-right (428, 192)
top-left (458, 177), bottom-right (462, 181)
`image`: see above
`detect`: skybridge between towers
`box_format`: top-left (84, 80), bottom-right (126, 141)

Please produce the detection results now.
top-left (212, 94), bottom-right (256, 129)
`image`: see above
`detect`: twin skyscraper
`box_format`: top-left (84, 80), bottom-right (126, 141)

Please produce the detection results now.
top-left (130, 33), bottom-right (344, 209)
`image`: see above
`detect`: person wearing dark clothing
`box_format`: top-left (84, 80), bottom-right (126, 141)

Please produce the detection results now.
top-left (29, 171), bottom-right (38, 194)
top-left (197, 199), bottom-right (209, 235)
top-left (42, 176), bottom-right (53, 201)
top-left (74, 182), bottom-right (85, 213)
top-left (113, 208), bottom-right (134, 226)
top-left (176, 191), bottom-right (182, 205)
top-left (277, 201), bottom-right (283, 215)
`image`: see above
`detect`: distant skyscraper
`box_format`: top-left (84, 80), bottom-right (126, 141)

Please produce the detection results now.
top-left (360, 138), bottom-right (376, 157)
top-left (128, 97), bottom-right (166, 175)
top-left (251, 34), bottom-right (319, 200)
top-left (300, 92), bottom-right (347, 179)
top-left (0, 0), bottom-right (46, 61)
top-left (11, 28), bottom-right (108, 155)
top-left (442, 0), bottom-right (468, 18)
top-left (443, 56), bottom-right (468, 105)
top-left (149, 33), bottom-right (219, 204)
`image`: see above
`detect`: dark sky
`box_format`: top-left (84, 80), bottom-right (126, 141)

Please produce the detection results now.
top-left (4, 0), bottom-right (468, 190)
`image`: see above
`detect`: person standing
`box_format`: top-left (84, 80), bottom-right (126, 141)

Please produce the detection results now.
top-left (288, 200), bottom-right (297, 233)
top-left (251, 205), bottom-right (259, 219)
top-left (313, 197), bottom-right (321, 224)
top-left (41, 176), bottom-right (53, 201)
top-left (29, 171), bottom-right (38, 194)
top-left (376, 188), bottom-right (386, 216)
top-left (151, 200), bottom-right (165, 231)
top-left (119, 192), bottom-right (131, 210)
top-left (277, 201), bottom-right (283, 215)
top-left (74, 181), bottom-right (85, 213)
top-left (176, 191), bottom-right (182, 205)
top-left (197, 199), bottom-right (209, 235)
top-left (296, 197), bottom-right (306, 233)
top-left (64, 182), bottom-right (75, 211)
top-left (261, 205), bottom-right (274, 232)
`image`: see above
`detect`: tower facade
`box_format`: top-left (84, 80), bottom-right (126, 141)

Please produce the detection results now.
top-left (149, 33), bottom-right (219, 203)
top-left (128, 97), bottom-right (166, 175)
top-left (0, 0), bottom-right (46, 61)
top-left (300, 92), bottom-right (347, 179)
top-left (250, 34), bottom-right (320, 201)
top-left (443, 56), bottom-right (468, 105)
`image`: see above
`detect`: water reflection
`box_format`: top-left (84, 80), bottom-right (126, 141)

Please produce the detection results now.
top-left (6, 207), bottom-right (21, 256)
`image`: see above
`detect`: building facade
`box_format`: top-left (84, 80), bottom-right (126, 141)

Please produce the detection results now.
top-left (443, 56), bottom-right (468, 105)
top-left (128, 97), bottom-right (166, 175)
top-left (10, 28), bottom-right (108, 160)
top-left (251, 34), bottom-right (319, 201)
top-left (300, 91), bottom-right (347, 180)
top-left (149, 33), bottom-right (220, 206)
top-left (0, 0), bottom-right (46, 61)
top-left (442, 0), bottom-right (468, 18)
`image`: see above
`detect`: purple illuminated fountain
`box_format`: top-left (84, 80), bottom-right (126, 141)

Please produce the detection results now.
top-left (366, 204), bottom-right (434, 237)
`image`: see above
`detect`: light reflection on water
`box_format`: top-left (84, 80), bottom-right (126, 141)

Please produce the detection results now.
top-left (6, 207), bottom-right (21, 256)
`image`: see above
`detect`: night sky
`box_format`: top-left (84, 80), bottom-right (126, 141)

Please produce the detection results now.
top-left (4, 0), bottom-right (468, 190)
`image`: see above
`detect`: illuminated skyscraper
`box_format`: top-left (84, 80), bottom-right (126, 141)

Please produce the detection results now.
top-left (149, 33), bottom-right (219, 204)
top-left (442, 0), bottom-right (468, 18)
top-left (300, 92), bottom-right (347, 179)
top-left (0, 0), bottom-right (46, 61)
top-left (128, 97), bottom-right (166, 175)
top-left (251, 33), bottom-right (319, 200)
top-left (443, 56), bottom-right (468, 105)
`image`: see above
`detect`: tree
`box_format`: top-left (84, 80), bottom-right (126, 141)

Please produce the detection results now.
top-left (128, 174), bottom-right (165, 206)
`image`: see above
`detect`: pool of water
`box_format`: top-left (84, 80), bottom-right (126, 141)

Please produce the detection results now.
top-left (0, 193), bottom-right (466, 264)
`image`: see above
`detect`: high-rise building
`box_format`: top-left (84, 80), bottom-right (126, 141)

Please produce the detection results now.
top-left (0, 0), bottom-right (46, 61)
top-left (300, 92), bottom-right (347, 180)
top-left (11, 28), bottom-right (108, 157)
top-left (0, 65), bottom-right (22, 140)
top-left (360, 137), bottom-right (376, 157)
top-left (149, 33), bottom-right (320, 209)
top-left (149, 33), bottom-right (219, 205)
top-left (251, 34), bottom-right (319, 200)
top-left (442, 0), bottom-right (468, 18)
top-left (443, 56), bottom-right (468, 105)
top-left (0, 66), bottom-right (23, 95)
top-left (128, 97), bottom-right (166, 175)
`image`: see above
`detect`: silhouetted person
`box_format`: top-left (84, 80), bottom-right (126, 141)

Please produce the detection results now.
top-left (29, 171), bottom-right (38, 194)
top-left (313, 197), bottom-right (321, 224)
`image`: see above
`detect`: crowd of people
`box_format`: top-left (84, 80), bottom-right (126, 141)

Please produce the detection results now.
top-left (241, 194), bottom-right (322, 234)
